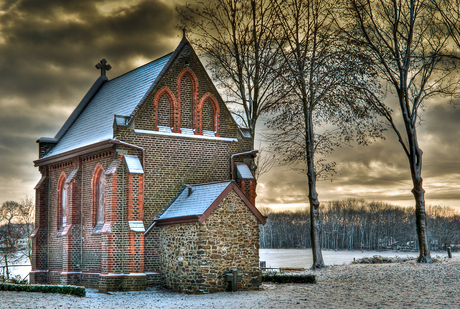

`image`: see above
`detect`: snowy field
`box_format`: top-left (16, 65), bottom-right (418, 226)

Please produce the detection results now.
top-left (259, 248), bottom-right (460, 269)
top-left (3, 249), bottom-right (459, 280)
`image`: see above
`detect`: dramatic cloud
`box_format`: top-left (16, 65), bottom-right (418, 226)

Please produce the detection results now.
top-left (0, 0), bottom-right (459, 211)
top-left (0, 0), bottom-right (181, 204)
top-left (257, 98), bottom-right (460, 210)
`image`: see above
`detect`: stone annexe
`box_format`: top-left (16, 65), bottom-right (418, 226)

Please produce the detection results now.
top-left (31, 33), bottom-right (266, 293)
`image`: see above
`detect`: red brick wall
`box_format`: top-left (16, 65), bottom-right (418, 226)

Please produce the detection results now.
top-left (32, 41), bottom-right (254, 290)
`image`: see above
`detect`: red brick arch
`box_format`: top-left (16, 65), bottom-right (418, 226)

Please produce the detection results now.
top-left (92, 163), bottom-right (105, 227)
top-left (198, 93), bottom-right (220, 136)
top-left (57, 172), bottom-right (67, 229)
top-left (154, 86), bottom-right (179, 132)
top-left (177, 68), bottom-right (199, 131)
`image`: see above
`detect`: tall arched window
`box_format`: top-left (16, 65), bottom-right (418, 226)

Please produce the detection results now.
top-left (157, 93), bottom-right (171, 128)
top-left (202, 99), bottom-right (215, 132)
top-left (93, 166), bottom-right (106, 226)
top-left (198, 93), bottom-right (220, 136)
top-left (58, 174), bottom-right (67, 228)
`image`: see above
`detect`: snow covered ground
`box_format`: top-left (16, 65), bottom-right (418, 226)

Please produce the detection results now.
top-left (259, 248), bottom-right (460, 269)
top-left (3, 248), bottom-right (458, 280)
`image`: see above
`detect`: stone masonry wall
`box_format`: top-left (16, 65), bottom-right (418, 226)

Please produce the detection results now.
top-left (158, 190), bottom-right (260, 293)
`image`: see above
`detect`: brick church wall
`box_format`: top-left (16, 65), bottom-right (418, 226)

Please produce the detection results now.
top-left (158, 190), bottom-right (260, 293)
top-left (32, 40), bottom-right (255, 291)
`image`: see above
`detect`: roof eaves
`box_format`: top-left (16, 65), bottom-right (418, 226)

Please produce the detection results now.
top-left (154, 215), bottom-right (200, 226)
top-left (52, 75), bottom-right (108, 142)
top-left (34, 139), bottom-right (113, 167)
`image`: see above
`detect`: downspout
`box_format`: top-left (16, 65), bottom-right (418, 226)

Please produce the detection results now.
top-left (79, 157), bottom-right (83, 274)
top-left (47, 165), bottom-right (50, 273)
top-left (230, 150), bottom-right (258, 180)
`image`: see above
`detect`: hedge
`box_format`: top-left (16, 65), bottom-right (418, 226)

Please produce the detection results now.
top-left (0, 283), bottom-right (86, 297)
top-left (261, 274), bottom-right (316, 284)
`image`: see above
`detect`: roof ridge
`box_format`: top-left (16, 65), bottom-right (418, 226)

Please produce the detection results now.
top-left (108, 52), bottom-right (173, 82)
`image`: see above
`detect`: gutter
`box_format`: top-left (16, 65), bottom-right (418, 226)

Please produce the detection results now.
top-left (230, 150), bottom-right (258, 180)
top-left (34, 139), bottom-right (147, 167)
top-left (34, 140), bottom-right (114, 167)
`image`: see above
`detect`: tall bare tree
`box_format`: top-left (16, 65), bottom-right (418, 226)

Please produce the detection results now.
top-left (341, 0), bottom-right (459, 262)
top-left (177, 0), bottom-right (285, 146)
top-left (268, 0), bottom-right (382, 268)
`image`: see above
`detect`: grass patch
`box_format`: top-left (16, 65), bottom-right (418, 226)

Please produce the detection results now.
top-left (261, 274), bottom-right (316, 284)
top-left (0, 283), bottom-right (86, 297)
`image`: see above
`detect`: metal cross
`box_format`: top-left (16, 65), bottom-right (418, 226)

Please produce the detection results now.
top-left (96, 58), bottom-right (112, 76)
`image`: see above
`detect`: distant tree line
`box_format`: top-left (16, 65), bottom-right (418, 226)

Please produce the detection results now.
top-left (259, 199), bottom-right (460, 251)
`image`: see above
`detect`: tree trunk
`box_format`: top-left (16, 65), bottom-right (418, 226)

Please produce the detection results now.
top-left (411, 170), bottom-right (432, 263)
top-left (305, 104), bottom-right (325, 269)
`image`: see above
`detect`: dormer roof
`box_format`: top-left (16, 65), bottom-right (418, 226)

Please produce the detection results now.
top-left (153, 181), bottom-right (266, 226)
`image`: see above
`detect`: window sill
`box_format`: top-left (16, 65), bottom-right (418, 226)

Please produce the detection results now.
top-left (91, 222), bottom-right (112, 234)
top-left (56, 224), bottom-right (72, 237)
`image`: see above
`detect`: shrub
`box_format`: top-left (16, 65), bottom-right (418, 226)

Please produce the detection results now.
top-left (352, 255), bottom-right (416, 264)
top-left (261, 274), bottom-right (316, 284)
top-left (0, 283), bottom-right (86, 297)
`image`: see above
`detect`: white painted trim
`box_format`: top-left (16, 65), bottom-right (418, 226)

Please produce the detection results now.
top-left (134, 129), bottom-right (238, 142)
top-left (99, 273), bottom-right (147, 277)
top-left (61, 272), bottom-right (82, 275)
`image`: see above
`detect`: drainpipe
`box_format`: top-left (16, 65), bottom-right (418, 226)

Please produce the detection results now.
top-left (230, 150), bottom-right (258, 180)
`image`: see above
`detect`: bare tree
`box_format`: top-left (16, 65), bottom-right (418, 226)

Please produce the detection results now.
top-left (177, 0), bottom-right (285, 146)
top-left (253, 144), bottom-right (276, 181)
top-left (268, 0), bottom-right (382, 268)
top-left (341, 0), bottom-right (460, 262)
top-left (18, 197), bottom-right (35, 264)
top-left (0, 201), bottom-right (22, 280)
top-left (431, 0), bottom-right (460, 53)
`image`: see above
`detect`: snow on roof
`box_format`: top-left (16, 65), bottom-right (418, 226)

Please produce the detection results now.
top-left (158, 181), bottom-right (232, 220)
top-left (43, 53), bottom-right (172, 158)
top-left (238, 128), bottom-right (252, 139)
top-left (124, 155), bottom-right (144, 174)
top-left (236, 163), bottom-right (254, 179)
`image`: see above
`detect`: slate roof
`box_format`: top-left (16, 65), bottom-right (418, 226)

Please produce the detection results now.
top-left (158, 181), bottom-right (232, 220)
top-left (43, 53), bottom-right (172, 158)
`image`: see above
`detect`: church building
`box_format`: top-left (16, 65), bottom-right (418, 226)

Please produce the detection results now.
top-left (31, 33), bottom-right (265, 293)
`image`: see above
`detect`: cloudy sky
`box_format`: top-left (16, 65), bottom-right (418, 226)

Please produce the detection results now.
top-left (0, 0), bottom-right (459, 211)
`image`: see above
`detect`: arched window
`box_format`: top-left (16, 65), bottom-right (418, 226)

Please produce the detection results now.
top-left (177, 68), bottom-right (199, 133)
top-left (157, 93), bottom-right (171, 128)
top-left (198, 93), bottom-right (220, 136)
top-left (202, 99), bottom-right (215, 132)
top-left (93, 166), bottom-right (106, 226)
top-left (57, 174), bottom-right (67, 228)
top-left (180, 74), bottom-right (193, 129)
top-left (154, 86), bottom-right (178, 133)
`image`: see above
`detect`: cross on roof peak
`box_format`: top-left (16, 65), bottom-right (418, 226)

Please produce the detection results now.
top-left (96, 58), bottom-right (111, 76)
